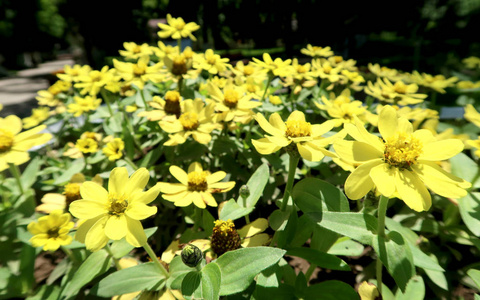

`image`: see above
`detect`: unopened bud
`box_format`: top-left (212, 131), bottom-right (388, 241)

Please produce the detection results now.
top-left (239, 185), bottom-right (250, 199)
top-left (181, 244), bottom-right (203, 268)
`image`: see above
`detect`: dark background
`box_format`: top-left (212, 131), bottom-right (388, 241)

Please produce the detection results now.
top-left (0, 0), bottom-right (479, 75)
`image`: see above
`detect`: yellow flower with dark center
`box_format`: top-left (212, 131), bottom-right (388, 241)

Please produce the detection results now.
top-left (193, 49), bottom-right (231, 75)
top-left (333, 105), bottom-right (471, 212)
top-left (211, 219), bottom-right (241, 256)
top-left (158, 162), bottom-right (235, 209)
top-left (157, 14), bottom-right (200, 41)
top-left (0, 115), bottom-right (52, 171)
top-left (27, 210), bottom-right (74, 251)
top-left (119, 42), bottom-right (154, 60)
top-left (102, 138), bottom-right (125, 161)
top-left (300, 44), bottom-right (334, 58)
top-left (69, 167), bottom-right (161, 252)
top-left (75, 138), bottom-right (98, 154)
top-left (139, 91), bottom-right (182, 121)
top-left (251, 111), bottom-right (338, 161)
top-left (67, 95), bottom-right (102, 117)
top-left (113, 56), bottom-right (164, 90)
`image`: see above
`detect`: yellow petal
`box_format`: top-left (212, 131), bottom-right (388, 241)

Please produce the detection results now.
top-left (200, 191), bottom-right (217, 207)
top-left (297, 143), bottom-right (325, 162)
top-left (105, 215), bottom-right (127, 240)
top-left (333, 140), bottom-right (382, 163)
top-left (85, 216), bottom-right (110, 252)
top-left (344, 121), bottom-right (384, 151)
top-left (241, 233), bottom-right (270, 248)
top-left (158, 182), bottom-right (187, 194)
top-left (169, 165), bottom-right (188, 185)
top-left (126, 203), bottom-right (157, 220)
top-left (80, 181), bottom-right (108, 203)
top-left (207, 171), bottom-right (226, 184)
top-left (125, 168), bottom-right (149, 197)
top-left (395, 169), bottom-right (431, 212)
top-left (162, 190), bottom-right (189, 203)
top-left (413, 161), bottom-right (470, 198)
top-left (238, 218), bottom-right (268, 238)
top-left (208, 181), bottom-right (235, 192)
top-left (255, 113), bottom-right (284, 137)
top-left (188, 162), bottom-right (203, 173)
top-left (1, 115), bottom-right (23, 134)
top-left (251, 138), bottom-right (282, 155)
top-left (75, 215), bottom-right (103, 243)
top-left (125, 217), bottom-right (147, 247)
top-left (419, 139), bottom-right (464, 161)
top-left (2, 150), bottom-right (30, 165)
top-left (369, 163), bottom-right (396, 197)
top-left (69, 200), bottom-right (107, 219)
top-left (109, 167), bottom-right (129, 196)
top-left (378, 105), bottom-right (398, 139)
top-left (344, 159), bottom-right (383, 199)
top-left (265, 135), bottom-right (290, 147)
top-left (130, 183), bottom-right (162, 205)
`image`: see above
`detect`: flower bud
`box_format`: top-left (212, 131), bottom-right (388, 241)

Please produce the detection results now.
top-left (181, 244), bottom-right (203, 268)
top-left (239, 185), bottom-right (250, 199)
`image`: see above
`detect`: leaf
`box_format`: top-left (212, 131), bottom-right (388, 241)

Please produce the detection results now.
top-left (467, 269), bottom-right (480, 289)
top-left (304, 280), bottom-right (359, 300)
top-left (277, 210), bottom-right (298, 248)
top-left (269, 209), bottom-right (290, 231)
top-left (306, 211), bottom-right (377, 245)
top-left (372, 231), bottom-right (415, 292)
top-left (181, 271), bottom-right (202, 300)
top-left (94, 262), bottom-right (166, 297)
top-left (293, 178), bottom-right (350, 213)
top-left (219, 199), bottom-right (254, 221)
top-left (201, 262), bottom-right (221, 300)
top-left (395, 275), bottom-right (425, 300)
top-left (450, 152), bottom-right (480, 188)
top-left (167, 256), bottom-right (196, 290)
top-left (53, 158), bottom-right (85, 185)
top-left (286, 247), bottom-right (350, 271)
top-left (26, 284), bottom-right (60, 300)
top-left (237, 163), bottom-right (269, 208)
top-left (202, 209), bottom-right (215, 236)
top-left (215, 247), bottom-right (286, 296)
top-left (327, 237), bottom-right (365, 257)
top-left (21, 156), bottom-right (42, 190)
top-left (458, 192), bottom-right (480, 237)
top-left (59, 249), bottom-right (112, 299)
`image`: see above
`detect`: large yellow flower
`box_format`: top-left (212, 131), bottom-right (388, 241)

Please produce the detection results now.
top-left (251, 111), bottom-right (338, 161)
top-left (333, 105), bottom-right (471, 212)
top-left (0, 115), bottom-right (52, 171)
top-left (158, 162), bottom-right (235, 209)
top-left (157, 14), bottom-right (200, 41)
top-left (69, 167), bottom-right (161, 252)
top-left (27, 210), bottom-right (74, 251)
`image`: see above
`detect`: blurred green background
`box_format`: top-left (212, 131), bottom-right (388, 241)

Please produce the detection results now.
top-left (0, 0), bottom-right (479, 75)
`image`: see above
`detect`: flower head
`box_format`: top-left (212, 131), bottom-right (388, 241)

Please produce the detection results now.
top-left (158, 162), bottom-right (235, 209)
top-left (0, 115), bottom-right (52, 171)
top-left (300, 44), bottom-right (334, 58)
top-left (157, 14), bottom-right (200, 41)
top-left (193, 49), bottom-right (231, 75)
top-left (333, 105), bottom-right (471, 211)
top-left (27, 210), bottom-right (74, 251)
top-left (102, 138), bottom-right (125, 161)
top-left (365, 78), bottom-right (427, 106)
top-left (69, 167), bottom-right (161, 251)
top-left (138, 90), bottom-right (182, 121)
top-left (67, 95), bottom-right (101, 117)
top-left (23, 107), bottom-right (50, 129)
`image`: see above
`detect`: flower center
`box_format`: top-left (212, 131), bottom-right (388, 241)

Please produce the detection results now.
top-left (172, 55), bottom-right (188, 76)
top-left (0, 129), bottom-right (14, 152)
top-left (296, 65), bottom-right (307, 73)
top-left (224, 89), bottom-right (239, 108)
top-left (108, 195), bottom-right (128, 215)
top-left (187, 171), bottom-right (208, 191)
top-left (207, 55), bottom-right (217, 66)
top-left (179, 112), bottom-right (199, 130)
top-left (383, 133), bottom-right (422, 170)
top-left (211, 219), bottom-right (241, 256)
top-left (323, 65), bottom-right (332, 74)
top-left (90, 71), bottom-right (102, 82)
top-left (285, 120), bottom-right (312, 138)
top-left (164, 91), bottom-right (181, 117)
top-left (393, 81), bottom-right (407, 94)
top-left (47, 227), bottom-right (60, 239)
top-left (133, 45), bottom-right (142, 53)
top-left (63, 183), bottom-right (82, 203)
top-left (243, 65), bottom-right (254, 76)
top-left (173, 19), bottom-right (186, 30)
top-left (133, 65), bottom-right (146, 76)
top-left (333, 56), bottom-right (343, 63)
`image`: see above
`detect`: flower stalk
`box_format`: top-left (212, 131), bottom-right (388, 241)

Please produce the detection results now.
top-left (280, 154), bottom-right (300, 211)
top-left (143, 242), bottom-right (170, 278)
top-left (8, 163), bottom-right (24, 194)
top-left (375, 195), bottom-right (389, 295)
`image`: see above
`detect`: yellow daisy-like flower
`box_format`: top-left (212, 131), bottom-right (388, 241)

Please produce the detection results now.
top-left (162, 47), bottom-right (200, 82)
top-left (312, 58), bottom-right (345, 87)
top-left (365, 78), bottom-right (428, 106)
top-left (67, 95), bottom-right (102, 117)
top-left (315, 92), bottom-right (368, 127)
top-left (102, 138), bottom-right (125, 161)
top-left (193, 49), bottom-right (231, 75)
top-left (407, 71), bottom-right (458, 94)
top-left (157, 14), bottom-right (200, 41)
top-left (69, 167), bottom-right (161, 252)
top-left (300, 44), bottom-right (334, 58)
top-left (22, 107), bottom-right (50, 129)
top-left (119, 42), bottom-right (154, 60)
top-left (462, 56), bottom-right (480, 69)
top-left (0, 115), bottom-right (52, 171)
top-left (251, 53), bottom-right (293, 78)
top-left (75, 138), bottom-right (98, 154)
top-left (36, 80), bottom-right (71, 107)
top-left (251, 111), bottom-right (338, 161)
top-left (57, 64), bottom-right (92, 83)
top-left (464, 104), bottom-right (480, 128)
top-left (27, 209), bottom-right (74, 251)
top-left (138, 91), bottom-right (182, 121)
top-left (113, 56), bottom-right (164, 90)
top-left (74, 66), bottom-right (119, 96)
top-left (367, 63), bottom-right (405, 82)
top-left (333, 105), bottom-right (471, 212)
top-left (457, 80), bottom-right (480, 89)
top-left (159, 99), bottom-right (218, 146)
top-left (158, 162), bottom-right (235, 209)
top-left (466, 137), bottom-right (480, 158)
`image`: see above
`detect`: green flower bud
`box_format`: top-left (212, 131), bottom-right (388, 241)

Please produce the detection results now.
top-left (239, 185), bottom-right (250, 199)
top-left (181, 244), bottom-right (203, 268)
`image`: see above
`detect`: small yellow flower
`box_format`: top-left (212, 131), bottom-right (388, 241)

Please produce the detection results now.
top-left (138, 90), bottom-right (182, 121)
top-left (36, 80), bottom-right (71, 107)
top-left (113, 56), bottom-right (164, 90)
top-left (367, 63), bottom-right (405, 82)
top-left (67, 95), bottom-right (102, 117)
top-left (333, 105), bottom-right (471, 212)
top-left (300, 44), bottom-right (334, 58)
top-left (119, 42), bottom-right (154, 60)
top-left (252, 111), bottom-right (338, 161)
top-left (315, 89), bottom-right (368, 127)
top-left (27, 210), bottom-right (74, 251)
top-left (466, 137), bottom-right (480, 158)
top-left (457, 80), bottom-right (480, 89)
top-left (464, 104), bottom-right (480, 128)
top-left (74, 66), bottom-right (120, 96)
top-left (157, 14), bottom-right (200, 41)
top-left (193, 49), bottom-right (231, 75)
top-left (462, 56), bottom-right (480, 69)
top-left (69, 167), bottom-right (161, 252)
top-left (22, 107), bottom-right (50, 129)
top-left (0, 115), bottom-right (52, 171)
top-left (251, 53), bottom-right (293, 78)
top-left (365, 78), bottom-right (427, 106)
top-left (407, 71), bottom-right (458, 94)
top-left (269, 95), bottom-right (282, 105)
top-left (75, 138), bottom-right (98, 154)
top-left (57, 64), bottom-right (92, 83)
top-left (158, 162), bottom-right (235, 209)
top-left (102, 138), bottom-right (125, 161)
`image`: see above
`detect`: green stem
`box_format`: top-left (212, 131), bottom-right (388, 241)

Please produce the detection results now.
top-left (260, 74), bottom-right (274, 102)
top-left (280, 154), bottom-right (300, 211)
top-left (305, 263), bottom-right (317, 282)
top-left (177, 38), bottom-right (182, 51)
top-left (123, 156), bottom-right (139, 170)
top-left (140, 89), bottom-right (150, 111)
top-left (376, 195), bottom-right (389, 295)
top-left (101, 89), bottom-right (115, 117)
top-left (8, 163), bottom-right (24, 194)
top-left (143, 242), bottom-right (170, 278)
top-left (61, 246), bottom-right (79, 265)
top-left (105, 244), bottom-right (122, 270)
top-left (192, 206), bottom-right (202, 232)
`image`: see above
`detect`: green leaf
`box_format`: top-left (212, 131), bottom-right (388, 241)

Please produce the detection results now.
top-left (219, 199), bottom-right (254, 221)
top-left (311, 225), bottom-right (339, 252)
top-left (269, 209), bottom-right (290, 231)
top-left (167, 256), bottom-right (196, 290)
top-left (306, 211), bottom-right (377, 245)
top-left (458, 192), bottom-right (480, 237)
top-left (304, 280), bottom-right (359, 300)
top-left (26, 284), bottom-right (60, 300)
top-left (424, 267), bottom-right (448, 291)
top-left (237, 163), bottom-right (269, 208)
top-left (450, 152), bottom-right (480, 188)
top-left (395, 275), bottom-right (425, 300)
top-left (21, 156), bottom-right (42, 190)
top-left (467, 269), bottom-right (480, 289)
top-left (94, 262), bottom-right (166, 297)
top-left (293, 178), bottom-right (350, 213)
top-left (109, 227), bottom-right (157, 258)
top-left (327, 237), bottom-right (365, 257)
top-left (289, 215), bottom-right (315, 248)
top-left (182, 271), bottom-right (202, 300)
top-left (286, 247), bottom-right (350, 271)
top-left (53, 158), bottom-right (85, 185)
top-left (216, 247), bottom-right (286, 296)
top-left (201, 262), bottom-right (221, 300)
top-left (202, 209), bottom-right (215, 236)
top-left (277, 210), bottom-right (298, 248)
top-left (59, 249), bottom-right (112, 299)
top-left (104, 111), bottom-right (124, 134)
top-left (372, 231), bottom-right (415, 292)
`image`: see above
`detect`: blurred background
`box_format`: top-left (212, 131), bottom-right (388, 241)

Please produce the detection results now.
top-left (0, 0), bottom-right (479, 76)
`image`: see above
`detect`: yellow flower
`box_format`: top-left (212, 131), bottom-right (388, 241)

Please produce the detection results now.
top-left (119, 42), bottom-right (154, 60)
top-left (464, 104), bottom-right (480, 128)
top-left (333, 105), bottom-right (471, 212)
top-left (0, 115), bottom-right (52, 171)
top-left (193, 49), bottom-right (231, 75)
top-left (153, 41), bottom-right (180, 60)
top-left (157, 14), bottom-right (200, 41)
top-left (407, 71), bottom-right (458, 94)
top-left (36, 80), bottom-right (71, 107)
top-left (315, 92), bottom-right (368, 127)
top-left (57, 64), bottom-right (92, 83)
top-left (113, 56), bottom-right (164, 90)
top-left (163, 48), bottom-right (200, 81)
top-left (74, 66), bottom-right (120, 96)
top-left (463, 56), bottom-right (480, 69)
top-left (138, 91), bottom-right (182, 121)
top-left (67, 95), bottom-right (102, 117)
top-left (158, 162), bottom-right (235, 209)
top-left (312, 58), bottom-right (344, 87)
top-left (251, 53), bottom-right (293, 78)
top-left (269, 95), bottom-right (282, 105)
top-left (467, 137), bottom-right (480, 158)
top-left (69, 167), bottom-right (161, 252)
top-left (75, 138), bottom-right (98, 154)
top-left (102, 138), bottom-right (125, 161)
top-left (27, 210), bottom-right (74, 251)
top-left (358, 281), bottom-right (380, 300)
top-left (300, 44), bottom-right (334, 58)
top-left (457, 80), bottom-right (480, 89)
top-left (367, 63), bottom-right (405, 82)
top-left (22, 107), bottom-right (50, 129)
top-left (365, 78), bottom-right (427, 106)
top-left (159, 99), bottom-right (218, 146)
top-left (251, 111), bottom-right (338, 162)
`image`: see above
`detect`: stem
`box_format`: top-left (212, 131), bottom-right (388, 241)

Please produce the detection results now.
top-left (140, 89), bottom-right (150, 111)
top-left (61, 246), bottom-right (79, 265)
top-left (105, 244), bottom-right (122, 270)
top-left (143, 242), bottom-right (170, 278)
top-left (123, 156), bottom-right (139, 170)
top-left (375, 195), bottom-right (389, 295)
top-left (305, 263), bottom-right (317, 283)
top-left (192, 206), bottom-right (202, 232)
top-left (280, 154), bottom-right (300, 211)
top-left (100, 89), bottom-right (115, 117)
top-left (260, 74), bottom-right (274, 102)
top-left (8, 163), bottom-right (24, 194)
